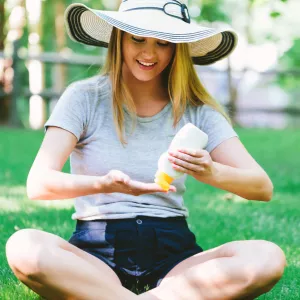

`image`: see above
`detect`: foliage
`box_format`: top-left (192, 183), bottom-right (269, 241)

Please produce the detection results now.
top-left (2, 0), bottom-right (299, 124)
top-left (277, 39), bottom-right (300, 92)
top-left (196, 0), bottom-right (230, 23)
top-left (40, 0), bottom-right (105, 88)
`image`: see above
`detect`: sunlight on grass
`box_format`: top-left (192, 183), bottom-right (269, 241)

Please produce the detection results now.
top-left (32, 199), bottom-right (74, 209)
top-left (0, 185), bottom-right (26, 197)
top-left (0, 198), bottom-right (22, 212)
top-left (0, 184), bottom-right (74, 210)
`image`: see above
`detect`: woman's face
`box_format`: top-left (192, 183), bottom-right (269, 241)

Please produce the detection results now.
top-left (122, 32), bottom-right (175, 82)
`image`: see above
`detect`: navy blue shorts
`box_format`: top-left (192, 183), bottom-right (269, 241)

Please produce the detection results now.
top-left (68, 216), bottom-right (203, 294)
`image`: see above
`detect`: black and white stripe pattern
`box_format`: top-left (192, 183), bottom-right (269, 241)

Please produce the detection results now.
top-left (119, 0), bottom-right (191, 23)
top-left (65, 2), bottom-right (237, 65)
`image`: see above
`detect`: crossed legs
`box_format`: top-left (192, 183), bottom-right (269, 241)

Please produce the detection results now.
top-left (6, 229), bottom-right (286, 300)
top-left (139, 240), bottom-right (286, 300)
top-left (5, 229), bottom-right (136, 300)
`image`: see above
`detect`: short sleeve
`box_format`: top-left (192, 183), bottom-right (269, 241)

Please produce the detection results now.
top-left (44, 83), bottom-right (87, 141)
top-left (199, 105), bottom-right (239, 153)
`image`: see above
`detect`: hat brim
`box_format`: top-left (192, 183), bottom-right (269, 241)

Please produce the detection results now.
top-left (65, 3), bottom-right (238, 65)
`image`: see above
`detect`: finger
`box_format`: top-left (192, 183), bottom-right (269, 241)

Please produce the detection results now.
top-left (172, 160), bottom-right (206, 175)
top-left (168, 151), bottom-right (201, 166)
top-left (112, 171), bottom-right (130, 183)
top-left (168, 154), bottom-right (202, 172)
top-left (177, 148), bottom-right (207, 157)
top-left (148, 183), bottom-right (174, 192)
top-left (123, 176), bottom-right (131, 184)
top-left (129, 181), bottom-right (164, 192)
top-left (197, 157), bottom-right (211, 167)
top-left (129, 180), bottom-right (148, 189)
top-left (168, 185), bottom-right (177, 192)
top-left (171, 163), bottom-right (199, 176)
top-left (131, 181), bottom-right (176, 193)
top-left (147, 183), bottom-right (177, 193)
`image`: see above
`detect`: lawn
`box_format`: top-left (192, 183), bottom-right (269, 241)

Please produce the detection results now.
top-left (0, 127), bottom-right (299, 299)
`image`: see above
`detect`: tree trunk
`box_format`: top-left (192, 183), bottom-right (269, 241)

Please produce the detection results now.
top-left (226, 0), bottom-right (253, 125)
top-left (226, 57), bottom-right (238, 124)
top-left (52, 1), bottom-right (66, 95)
top-left (28, 0), bottom-right (46, 129)
top-left (0, 1), bottom-right (10, 124)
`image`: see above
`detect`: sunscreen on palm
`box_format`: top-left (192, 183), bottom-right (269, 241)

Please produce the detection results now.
top-left (154, 123), bottom-right (208, 191)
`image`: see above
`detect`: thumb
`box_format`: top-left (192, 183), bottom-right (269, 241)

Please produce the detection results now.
top-left (121, 175), bottom-right (131, 184)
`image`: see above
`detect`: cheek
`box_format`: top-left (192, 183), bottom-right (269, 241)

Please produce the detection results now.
top-left (122, 41), bottom-right (137, 65)
top-left (123, 51), bottom-right (131, 66)
top-left (160, 49), bottom-right (174, 67)
top-left (129, 50), bottom-right (141, 66)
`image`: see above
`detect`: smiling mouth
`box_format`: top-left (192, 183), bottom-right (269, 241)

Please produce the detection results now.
top-left (137, 60), bottom-right (157, 67)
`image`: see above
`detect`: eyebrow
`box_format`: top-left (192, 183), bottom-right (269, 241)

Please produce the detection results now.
top-left (132, 35), bottom-right (169, 43)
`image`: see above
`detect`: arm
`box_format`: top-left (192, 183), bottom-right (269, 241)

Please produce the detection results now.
top-left (27, 127), bottom-right (107, 200)
top-left (194, 137), bottom-right (273, 201)
top-left (27, 126), bottom-right (173, 201)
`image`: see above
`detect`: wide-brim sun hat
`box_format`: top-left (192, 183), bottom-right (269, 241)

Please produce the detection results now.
top-left (64, 0), bottom-right (238, 65)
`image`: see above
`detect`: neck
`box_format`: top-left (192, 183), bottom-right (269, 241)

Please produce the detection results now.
top-left (122, 64), bottom-right (168, 106)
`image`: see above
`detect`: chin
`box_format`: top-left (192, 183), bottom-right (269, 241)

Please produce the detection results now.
top-left (132, 71), bottom-right (158, 82)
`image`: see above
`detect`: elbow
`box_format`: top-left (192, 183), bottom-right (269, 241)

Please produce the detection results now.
top-left (261, 176), bottom-right (274, 202)
top-left (27, 190), bottom-right (42, 201)
top-left (26, 173), bottom-right (48, 200)
top-left (248, 176), bottom-right (274, 202)
top-left (27, 184), bottom-right (52, 201)
top-left (26, 180), bottom-right (41, 200)
top-left (260, 187), bottom-right (273, 202)
top-left (245, 190), bottom-right (272, 202)
top-left (26, 176), bottom-right (35, 200)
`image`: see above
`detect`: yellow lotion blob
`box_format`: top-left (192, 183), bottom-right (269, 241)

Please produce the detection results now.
top-left (155, 171), bottom-right (174, 191)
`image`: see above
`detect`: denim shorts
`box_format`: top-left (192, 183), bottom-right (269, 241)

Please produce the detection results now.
top-left (68, 215), bottom-right (203, 294)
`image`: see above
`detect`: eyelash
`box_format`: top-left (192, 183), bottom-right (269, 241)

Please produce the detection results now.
top-left (131, 36), bottom-right (169, 47)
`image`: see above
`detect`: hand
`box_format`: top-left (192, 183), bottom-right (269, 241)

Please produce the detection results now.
top-left (102, 170), bottom-right (177, 196)
top-left (168, 148), bottom-right (216, 178)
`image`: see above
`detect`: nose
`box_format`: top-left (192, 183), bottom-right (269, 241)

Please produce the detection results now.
top-left (141, 44), bottom-right (156, 59)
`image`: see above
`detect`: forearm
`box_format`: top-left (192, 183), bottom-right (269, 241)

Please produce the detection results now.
top-left (194, 162), bottom-right (273, 201)
top-left (27, 169), bottom-right (107, 200)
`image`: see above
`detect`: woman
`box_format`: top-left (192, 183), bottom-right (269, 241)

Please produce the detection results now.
top-left (6, 1), bottom-right (286, 299)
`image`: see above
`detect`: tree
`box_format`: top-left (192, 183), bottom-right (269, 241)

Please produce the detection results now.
top-left (193, 0), bottom-right (294, 122)
top-left (0, 0), bottom-right (9, 123)
top-left (277, 38), bottom-right (300, 109)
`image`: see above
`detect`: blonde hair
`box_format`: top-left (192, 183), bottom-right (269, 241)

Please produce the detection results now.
top-left (101, 28), bottom-right (231, 147)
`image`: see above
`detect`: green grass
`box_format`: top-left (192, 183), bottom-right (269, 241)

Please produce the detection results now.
top-left (0, 127), bottom-right (299, 299)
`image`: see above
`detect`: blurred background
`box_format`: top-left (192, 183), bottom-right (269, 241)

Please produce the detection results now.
top-left (0, 0), bottom-right (300, 130)
top-left (0, 1), bottom-right (300, 299)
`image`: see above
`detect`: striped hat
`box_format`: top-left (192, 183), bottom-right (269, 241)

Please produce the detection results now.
top-left (64, 0), bottom-right (238, 65)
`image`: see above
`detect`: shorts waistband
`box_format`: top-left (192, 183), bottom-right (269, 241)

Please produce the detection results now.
top-left (75, 216), bottom-right (187, 231)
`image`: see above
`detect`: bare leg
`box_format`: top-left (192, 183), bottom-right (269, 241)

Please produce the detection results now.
top-left (6, 229), bottom-right (137, 300)
top-left (138, 240), bottom-right (286, 300)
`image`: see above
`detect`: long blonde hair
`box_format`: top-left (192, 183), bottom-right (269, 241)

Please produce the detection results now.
top-left (101, 27), bottom-right (231, 146)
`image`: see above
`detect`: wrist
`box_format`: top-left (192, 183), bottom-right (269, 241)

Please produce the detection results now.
top-left (194, 162), bottom-right (220, 185)
top-left (94, 175), bottom-right (108, 193)
top-left (211, 162), bottom-right (220, 181)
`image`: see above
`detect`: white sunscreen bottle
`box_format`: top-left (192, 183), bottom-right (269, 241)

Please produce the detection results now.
top-left (154, 123), bottom-right (208, 191)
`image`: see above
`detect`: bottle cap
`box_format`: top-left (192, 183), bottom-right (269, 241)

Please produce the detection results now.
top-left (154, 171), bottom-right (174, 191)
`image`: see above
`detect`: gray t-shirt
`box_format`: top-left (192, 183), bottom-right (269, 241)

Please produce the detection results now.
top-left (44, 74), bottom-right (238, 220)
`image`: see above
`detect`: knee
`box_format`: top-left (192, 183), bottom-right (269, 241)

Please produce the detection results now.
top-left (6, 229), bottom-right (46, 279)
top-left (247, 240), bottom-right (286, 288)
